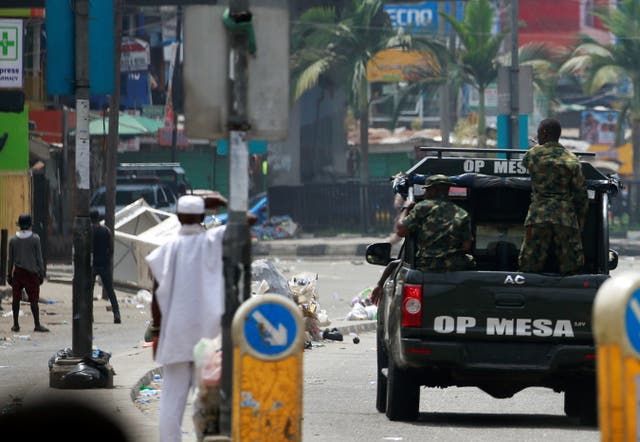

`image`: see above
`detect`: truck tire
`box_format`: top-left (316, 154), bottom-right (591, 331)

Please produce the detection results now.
top-left (564, 382), bottom-right (598, 426)
top-left (376, 328), bottom-right (388, 413)
top-left (385, 359), bottom-right (419, 421)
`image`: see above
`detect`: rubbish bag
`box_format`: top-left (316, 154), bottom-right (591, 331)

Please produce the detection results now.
top-left (61, 362), bottom-right (109, 388)
top-left (48, 347), bottom-right (73, 370)
top-left (193, 336), bottom-right (222, 389)
top-left (193, 336), bottom-right (222, 440)
top-left (346, 303), bottom-right (368, 321)
top-left (251, 259), bottom-right (294, 300)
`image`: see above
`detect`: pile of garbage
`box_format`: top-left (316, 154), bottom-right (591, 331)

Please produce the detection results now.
top-left (251, 215), bottom-right (300, 240)
top-left (345, 287), bottom-right (378, 321)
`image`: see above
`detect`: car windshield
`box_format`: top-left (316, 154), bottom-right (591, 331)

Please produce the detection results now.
top-left (116, 189), bottom-right (155, 206)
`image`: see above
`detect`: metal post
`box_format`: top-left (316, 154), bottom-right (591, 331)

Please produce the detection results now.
top-left (438, 1), bottom-right (450, 147)
top-left (72, 0), bottom-right (92, 358)
top-left (170, 5), bottom-right (183, 163)
top-left (510, 0), bottom-right (519, 149)
top-left (106, 0), bottom-right (124, 299)
top-left (220, 0), bottom-right (251, 436)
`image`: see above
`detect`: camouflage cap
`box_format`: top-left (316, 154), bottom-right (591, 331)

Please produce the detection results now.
top-left (423, 174), bottom-right (451, 188)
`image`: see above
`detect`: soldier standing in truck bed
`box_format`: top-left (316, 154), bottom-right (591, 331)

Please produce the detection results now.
top-left (519, 118), bottom-right (588, 275)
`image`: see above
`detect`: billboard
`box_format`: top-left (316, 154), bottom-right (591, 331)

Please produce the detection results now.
top-left (367, 48), bottom-right (441, 82)
top-left (384, 1), bottom-right (465, 34)
top-left (0, 107), bottom-right (29, 171)
top-left (581, 110), bottom-right (619, 146)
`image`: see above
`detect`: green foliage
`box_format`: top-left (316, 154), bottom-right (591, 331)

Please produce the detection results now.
top-left (560, 0), bottom-right (640, 179)
top-left (439, 0), bottom-right (507, 145)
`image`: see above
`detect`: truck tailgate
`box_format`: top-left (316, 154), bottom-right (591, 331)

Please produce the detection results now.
top-left (404, 270), bottom-right (608, 343)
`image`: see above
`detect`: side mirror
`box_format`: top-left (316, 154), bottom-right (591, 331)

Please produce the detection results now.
top-left (609, 249), bottom-right (619, 271)
top-left (365, 242), bottom-right (392, 266)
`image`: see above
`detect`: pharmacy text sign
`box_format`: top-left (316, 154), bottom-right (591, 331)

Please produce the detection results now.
top-left (0, 19), bottom-right (23, 88)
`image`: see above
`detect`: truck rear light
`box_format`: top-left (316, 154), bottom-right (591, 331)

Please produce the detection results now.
top-left (584, 353), bottom-right (596, 360)
top-left (402, 283), bottom-right (423, 327)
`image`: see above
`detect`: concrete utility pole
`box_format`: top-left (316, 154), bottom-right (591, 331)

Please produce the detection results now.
top-left (220, 0), bottom-right (252, 436)
top-left (71, 0), bottom-right (93, 358)
top-left (106, 0), bottom-right (124, 299)
top-left (438, 1), bottom-right (451, 146)
top-left (510, 0), bottom-right (519, 149)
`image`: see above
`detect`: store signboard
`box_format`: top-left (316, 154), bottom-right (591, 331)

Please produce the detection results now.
top-left (0, 19), bottom-right (22, 88)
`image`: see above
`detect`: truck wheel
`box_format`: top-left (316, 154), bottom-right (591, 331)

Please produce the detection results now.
top-left (565, 382), bottom-right (598, 426)
top-left (376, 328), bottom-right (388, 413)
top-left (385, 359), bottom-right (419, 421)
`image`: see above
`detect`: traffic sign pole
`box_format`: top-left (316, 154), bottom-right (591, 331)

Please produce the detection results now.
top-left (231, 294), bottom-right (304, 441)
top-left (593, 272), bottom-right (640, 440)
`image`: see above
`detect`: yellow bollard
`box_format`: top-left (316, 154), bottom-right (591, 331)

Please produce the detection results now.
top-left (231, 294), bottom-right (304, 442)
top-left (593, 271), bottom-right (640, 441)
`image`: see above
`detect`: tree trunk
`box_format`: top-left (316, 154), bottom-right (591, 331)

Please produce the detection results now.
top-left (478, 84), bottom-right (486, 148)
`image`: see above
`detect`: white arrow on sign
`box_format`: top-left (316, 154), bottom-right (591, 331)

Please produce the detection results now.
top-left (252, 310), bottom-right (288, 346)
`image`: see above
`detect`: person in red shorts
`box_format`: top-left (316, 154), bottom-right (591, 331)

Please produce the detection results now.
top-left (7, 214), bottom-right (48, 332)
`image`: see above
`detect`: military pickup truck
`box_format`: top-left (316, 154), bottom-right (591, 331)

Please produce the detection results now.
top-left (366, 147), bottom-right (620, 425)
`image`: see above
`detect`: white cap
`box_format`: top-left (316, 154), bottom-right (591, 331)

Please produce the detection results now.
top-left (177, 195), bottom-right (204, 214)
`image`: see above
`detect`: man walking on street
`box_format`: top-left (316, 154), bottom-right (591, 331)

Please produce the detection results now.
top-left (90, 210), bottom-right (121, 323)
top-left (7, 214), bottom-right (48, 332)
top-left (519, 118), bottom-right (588, 275)
top-left (145, 193), bottom-right (228, 442)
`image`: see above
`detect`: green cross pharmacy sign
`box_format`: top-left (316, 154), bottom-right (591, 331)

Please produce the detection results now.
top-left (0, 19), bottom-right (22, 89)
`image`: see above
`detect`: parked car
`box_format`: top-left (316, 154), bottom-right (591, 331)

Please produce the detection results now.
top-left (116, 162), bottom-right (192, 196)
top-left (204, 192), bottom-right (268, 225)
top-left (90, 182), bottom-right (178, 219)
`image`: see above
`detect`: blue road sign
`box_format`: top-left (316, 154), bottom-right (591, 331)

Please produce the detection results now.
top-left (625, 288), bottom-right (640, 354)
top-left (244, 302), bottom-right (298, 357)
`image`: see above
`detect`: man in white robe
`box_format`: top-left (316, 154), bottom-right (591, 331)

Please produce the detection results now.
top-left (145, 193), bottom-right (228, 442)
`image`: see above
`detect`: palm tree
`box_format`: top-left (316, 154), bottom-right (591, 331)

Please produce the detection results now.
top-left (560, 0), bottom-right (640, 217)
top-left (440, 0), bottom-right (508, 147)
top-left (291, 0), bottom-right (446, 187)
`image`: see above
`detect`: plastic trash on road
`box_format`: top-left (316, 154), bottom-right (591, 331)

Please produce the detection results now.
top-left (289, 272), bottom-right (329, 342)
top-left (346, 287), bottom-right (378, 320)
top-left (193, 336), bottom-right (222, 440)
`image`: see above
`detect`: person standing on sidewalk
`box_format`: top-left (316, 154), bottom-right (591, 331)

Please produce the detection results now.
top-left (90, 210), bottom-right (121, 323)
top-left (145, 193), bottom-right (228, 442)
top-left (7, 214), bottom-right (48, 332)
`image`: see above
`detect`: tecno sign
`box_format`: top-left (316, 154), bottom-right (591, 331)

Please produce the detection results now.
top-left (384, 2), bottom-right (438, 31)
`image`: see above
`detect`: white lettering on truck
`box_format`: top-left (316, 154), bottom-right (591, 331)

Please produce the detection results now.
top-left (434, 316), bottom-right (575, 337)
top-left (493, 160), bottom-right (527, 175)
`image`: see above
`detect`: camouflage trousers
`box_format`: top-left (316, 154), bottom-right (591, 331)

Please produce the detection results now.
top-left (417, 253), bottom-right (477, 272)
top-left (518, 223), bottom-right (584, 275)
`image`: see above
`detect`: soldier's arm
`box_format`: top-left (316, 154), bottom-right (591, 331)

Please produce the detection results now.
top-left (394, 202), bottom-right (415, 237)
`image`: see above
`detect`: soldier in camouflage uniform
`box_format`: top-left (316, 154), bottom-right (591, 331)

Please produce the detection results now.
top-left (395, 174), bottom-right (475, 272)
top-left (519, 118), bottom-right (588, 274)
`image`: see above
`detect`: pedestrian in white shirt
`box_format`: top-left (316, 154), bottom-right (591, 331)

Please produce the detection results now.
top-left (145, 193), bottom-right (228, 442)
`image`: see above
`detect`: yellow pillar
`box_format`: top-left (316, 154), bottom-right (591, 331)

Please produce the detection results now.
top-left (231, 294), bottom-right (304, 441)
top-left (593, 272), bottom-right (640, 441)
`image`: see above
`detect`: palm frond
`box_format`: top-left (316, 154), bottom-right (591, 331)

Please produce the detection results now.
top-left (293, 58), bottom-right (331, 101)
